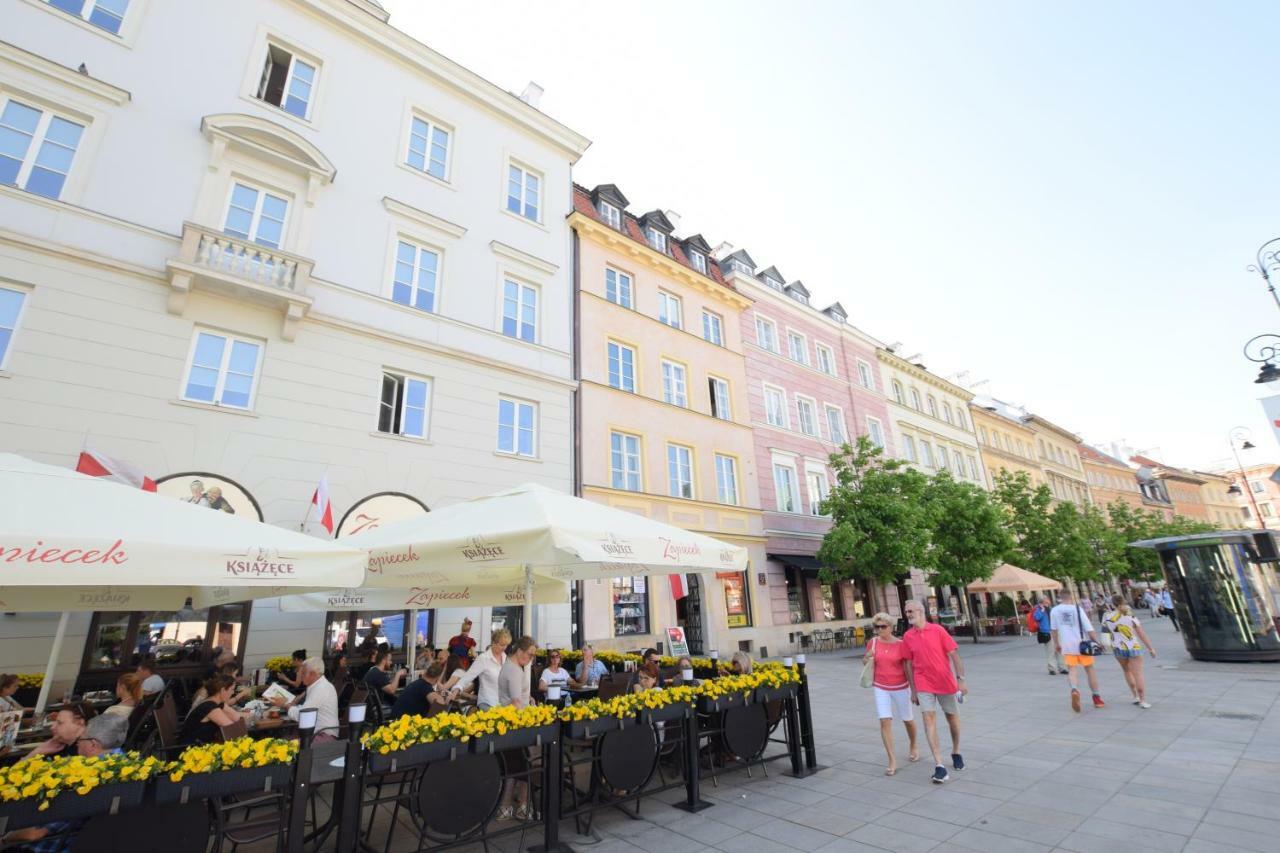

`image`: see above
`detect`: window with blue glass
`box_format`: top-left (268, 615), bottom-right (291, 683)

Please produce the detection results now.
top-left (0, 287), bottom-right (27, 369)
top-left (222, 183), bottom-right (288, 248)
top-left (378, 371), bottom-right (430, 439)
top-left (497, 397), bottom-right (537, 457)
top-left (0, 100), bottom-right (84, 200)
top-left (391, 241), bottom-right (439, 313)
top-left (605, 268), bottom-right (632, 308)
top-left (255, 44), bottom-right (317, 120)
top-left (610, 432), bottom-right (641, 492)
top-left (46, 0), bottom-right (129, 35)
top-left (506, 163), bottom-right (539, 221)
top-left (406, 116), bottom-right (449, 180)
top-left (501, 279), bottom-right (537, 342)
top-left (182, 331), bottom-right (262, 410)
top-left (607, 341), bottom-right (635, 392)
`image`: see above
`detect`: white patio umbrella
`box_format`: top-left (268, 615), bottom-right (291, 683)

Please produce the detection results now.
top-left (345, 482), bottom-right (749, 632)
top-left (0, 453), bottom-right (367, 711)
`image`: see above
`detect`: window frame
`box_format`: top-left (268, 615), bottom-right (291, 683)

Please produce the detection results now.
top-left (389, 237), bottom-right (442, 314)
top-left (763, 383), bottom-right (789, 429)
top-left (0, 284), bottom-right (30, 371)
top-left (824, 404), bottom-right (847, 445)
top-left (892, 380), bottom-right (904, 404)
top-left (610, 430), bottom-right (643, 492)
top-left (754, 315), bottom-right (778, 352)
top-left (702, 310), bottom-right (724, 346)
top-left (500, 277), bottom-right (539, 343)
top-left (806, 467), bottom-right (830, 516)
top-left (773, 462), bottom-right (801, 513)
top-left (598, 201), bottom-right (621, 229)
top-left (221, 180), bottom-right (291, 249)
top-left (180, 328), bottom-right (264, 411)
top-left (0, 97), bottom-right (87, 202)
top-left (404, 111), bottom-right (452, 182)
top-left (504, 160), bottom-right (542, 223)
top-left (902, 434), bottom-right (917, 463)
top-left (661, 358), bottom-right (688, 408)
top-left (496, 395), bottom-right (538, 458)
top-left (607, 340), bottom-right (637, 393)
top-left (377, 370), bottom-right (433, 440)
top-left (41, 0), bottom-right (134, 38)
top-left (604, 267), bottom-right (633, 309)
top-left (708, 375), bottom-right (732, 420)
top-left (920, 440), bottom-right (935, 468)
top-left (80, 602), bottom-right (252, 678)
top-left (909, 387), bottom-right (922, 410)
top-left (795, 394), bottom-right (819, 437)
top-left (866, 416), bottom-right (885, 449)
top-left (253, 40), bottom-right (320, 122)
top-left (926, 395), bottom-right (939, 419)
top-left (689, 251), bottom-right (707, 274)
top-left (856, 359), bottom-right (875, 390)
top-left (787, 330), bottom-right (809, 365)
top-left (666, 442), bottom-right (695, 500)
top-left (714, 453), bottom-right (739, 506)
top-left (657, 290), bottom-right (683, 329)
top-left (815, 342), bottom-right (836, 376)
top-left (646, 227), bottom-right (667, 254)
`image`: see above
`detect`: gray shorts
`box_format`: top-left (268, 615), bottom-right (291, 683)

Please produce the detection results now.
top-left (917, 691), bottom-right (959, 715)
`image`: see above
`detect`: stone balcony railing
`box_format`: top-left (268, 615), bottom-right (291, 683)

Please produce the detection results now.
top-left (166, 222), bottom-right (315, 340)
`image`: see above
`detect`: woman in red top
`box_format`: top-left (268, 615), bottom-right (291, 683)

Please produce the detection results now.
top-left (863, 612), bottom-right (918, 775)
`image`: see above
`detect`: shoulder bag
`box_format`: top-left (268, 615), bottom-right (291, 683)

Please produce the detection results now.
top-left (1076, 602), bottom-right (1103, 656)
top-left (860, 637), bottom-right (876, 688)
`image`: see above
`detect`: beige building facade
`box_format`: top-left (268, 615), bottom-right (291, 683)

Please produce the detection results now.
top-left (970, 401), bottom-right (1042, 491)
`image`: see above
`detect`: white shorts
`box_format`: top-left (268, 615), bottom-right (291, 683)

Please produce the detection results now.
top-left (873, 686), bottom-right (913, 721)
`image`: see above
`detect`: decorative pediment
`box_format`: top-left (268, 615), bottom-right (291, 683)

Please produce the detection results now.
top-left (202, 113), bottom-right (336, 184)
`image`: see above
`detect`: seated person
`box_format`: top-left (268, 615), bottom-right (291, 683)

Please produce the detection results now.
top-left (390, 663), bottom-right (448, 719)
top-left (180, 675), bottom-right (244, 745)
top-left (629, 648), bottom-right (662, 689)
top-left (539, 650), bottom-right (571, 696)
top-left (104, 673), bottom-right (142, 718)
top-left (669, 656), bottom-right (701, 687)
top-left (277, 649), bottom-right (308, 689)
top-left (571, 645), bottom-right (608, 688)
top-left (632, 662), bottom-right (661, 693)
top-left (190, 662), bottom-right (253, 708)
top-left (730, 650), bottom-right (753, 675)
top-left (328, 650), bottom-right (349, 684)
top-left (0, 674), bottom-right (27, 717)
top-left (362, 649), bottom-right (406, 706)
top-left (641, 648), bottom-right (660, 667)
top-left (20, 704), bottom-right (92, 761)
top-left (135, 656), bottom-right (164, 696)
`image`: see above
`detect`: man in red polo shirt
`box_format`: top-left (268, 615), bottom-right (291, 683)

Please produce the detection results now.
top-left (902, 599), bottom-right (967, 784)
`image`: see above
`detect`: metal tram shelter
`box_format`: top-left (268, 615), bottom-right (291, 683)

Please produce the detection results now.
top-left (1132, 530), bottom-right (1280, 662)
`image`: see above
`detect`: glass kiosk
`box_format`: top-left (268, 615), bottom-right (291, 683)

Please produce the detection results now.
top-left (1133, 530), bottom-right (1280, 662)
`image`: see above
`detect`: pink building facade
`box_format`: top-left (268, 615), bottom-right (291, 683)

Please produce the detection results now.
top-left (720, 252), bottom-right (894, 643)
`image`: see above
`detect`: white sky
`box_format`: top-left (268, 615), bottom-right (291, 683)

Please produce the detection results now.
top-left (385, 0), bottom-right (1280, 472)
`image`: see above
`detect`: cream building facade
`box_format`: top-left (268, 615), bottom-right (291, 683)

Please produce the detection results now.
top-left (0, 0), bottom-right (588, 690)
top-left (970, 401), bottom-right (1042, 491)
top-left (1024, 415), bottom-right (1090, 506)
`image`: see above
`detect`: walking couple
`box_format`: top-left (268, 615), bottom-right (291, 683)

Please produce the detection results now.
top-left (862, 601), bottom-right (965, 783)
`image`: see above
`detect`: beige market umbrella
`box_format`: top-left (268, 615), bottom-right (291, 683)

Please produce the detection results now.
top-left (966, 562), bottom-right (1063, 594)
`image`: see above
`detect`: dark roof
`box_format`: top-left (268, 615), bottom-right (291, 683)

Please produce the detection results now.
top-left (758, 265), bottom-right (786, 283)
top-left (719, 248), bottom-right (757, 272)
top-left (823, 302), bottom-right (847, 320)
top-left (681, 233), bottom-right (712, 254)
top-left (638, 209), bottom-right (674, 234)
top-left (785, 281), bottom-right (810, 299)
top-left (1079, 445), bottom-right (1131, 468)
top-left (589, 183), bottom-right (629, 210)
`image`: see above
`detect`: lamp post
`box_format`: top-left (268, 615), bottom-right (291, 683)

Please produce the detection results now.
top-left (1228, 427), bottom-right (1265, 529)
top-left (1246, 238), bottom-right (1280, 312)
top-left (1243, 334), bottom-right (1280, 384)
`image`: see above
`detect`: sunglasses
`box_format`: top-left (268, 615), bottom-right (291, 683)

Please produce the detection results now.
top-left (874, 624), bottom-right (891, 630)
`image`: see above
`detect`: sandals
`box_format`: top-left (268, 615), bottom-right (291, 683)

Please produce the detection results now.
top-left (908, 751), bottom-right (920, 762)
top-left (884, 767), bottom-right (897, 776)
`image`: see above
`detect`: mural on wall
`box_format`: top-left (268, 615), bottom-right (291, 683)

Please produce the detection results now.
top-left (155, 472), bottom-right (263, 521)
top-left (336, 492), bottom-right (430, 538)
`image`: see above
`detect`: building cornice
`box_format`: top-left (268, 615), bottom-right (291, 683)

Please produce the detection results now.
top-left (970, 404), bottom-right (1036, 435)
top-left (382, 196), bottom-right (468, 240)
top-left (570, 213), bottom-right (751, 309)
top-left (1023, 414), bottom-right (1082, 444)
top-left (876, 349), bottom-right (974, 401)
top-left (725, 270), bottom-right (886, 348)
top-left (581, 484), bottom-right (766, 529)
top-left (0, 39), bottom-right (131, 106)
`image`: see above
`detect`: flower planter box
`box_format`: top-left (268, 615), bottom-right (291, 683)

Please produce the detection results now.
top-left (470, 722), bottom-right (558, 754)
top-left (754, 683), bottom-right (798, 704)
top-left (367, 739), bottom-right (459, 774)
top-left (154, 764), bottom-right (293, 804)
top-left (0, 780), bottom-right (145, 831)
top-left (697, 691), bottom-right (750, 713)
top-left (564, 714), bottom-right (632, 740)
top-left (638, 702), bottom-right (693, 725)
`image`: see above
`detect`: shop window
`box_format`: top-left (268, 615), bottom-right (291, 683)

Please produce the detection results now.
top-left (786, 568), bottom-right (810, 624)
top-left (325, 610), bottom-right (411, 661)
top-left (81, 604), bottom-right (252, 675)
top-left (722, 572), bottom-right (752, 628)
top-left (611, 577), bottom-right (649, 637)
top-left (821, 583), bottom-right (845, 621)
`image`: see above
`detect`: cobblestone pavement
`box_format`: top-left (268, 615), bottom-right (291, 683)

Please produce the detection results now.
top-left (277, 616), bottom-right (1280, 852)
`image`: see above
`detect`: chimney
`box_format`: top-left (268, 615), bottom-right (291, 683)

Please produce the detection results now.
top-left (711, 241), bottom-right (735, 260)
top-left (518, 82), bottom-right (544, 109)
top-left (664, 210), bottom-right (681, 232)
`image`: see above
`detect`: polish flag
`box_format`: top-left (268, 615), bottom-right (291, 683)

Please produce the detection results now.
top-left (75, 448), bottom-right (156, 491)
top-left (310, 475), bottom-right (335, 535)
top-left (668, 573), bottom-right (689, 600)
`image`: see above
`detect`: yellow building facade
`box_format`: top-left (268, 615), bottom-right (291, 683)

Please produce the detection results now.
top-left (969, 403), bottom-right (1041, 491)
top-left (1080, 445), bottom-right (1144, 513)
top-left (1024, 415), bottom-right (1091, 506)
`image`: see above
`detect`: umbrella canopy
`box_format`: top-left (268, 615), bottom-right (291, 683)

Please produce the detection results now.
top-left (347, 483), bottom-right (748, 586)
top-left (966, 563), bottom-right (1063, 594)
top-left (279, 580), bottom-right (571, 612)
top-left (0, 453), bottom-right (366, 597)
top-left (0, 585), bottom-right (290, 611)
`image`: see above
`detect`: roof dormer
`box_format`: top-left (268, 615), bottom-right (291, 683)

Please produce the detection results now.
top-left (590, 183), bottom-right (628, 229)
top-left (823, 302), bottom-right (847, 323)
top-left (756, 265), bottom-right (786, 291)
top-left (785, 281), bottom-right (810, 304)
top-left (639, 209), bottom-right (674, 254)
top-left (719, 249), bottom-right (757, 278)
top-left (682, 233), bottom-right (713, 276)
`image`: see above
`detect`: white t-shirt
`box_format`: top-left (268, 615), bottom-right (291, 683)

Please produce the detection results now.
top-left (1049, 603), bottom-right (1093, 655)
top-left (141, 674), bottom-right (165, 695)
top-left (539, 667), bottom-right (570, 689)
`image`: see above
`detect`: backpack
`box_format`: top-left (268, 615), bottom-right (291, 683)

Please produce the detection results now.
top-left (1025, 609), bottom-right (1039, 633)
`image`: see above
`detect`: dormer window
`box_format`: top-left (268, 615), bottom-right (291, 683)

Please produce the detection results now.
top-left (731, 260), bottom-right (754, 277)
top-left (765, 276), bottom-right (784, 291)
top-left (689, 251), bottom-right (706, 274)
top-left (789, 290), bottom-right (808, 305)
top-left (646, 228), bottom-right (667, 253)
top-left (599, 201), bottom-right (621, 229)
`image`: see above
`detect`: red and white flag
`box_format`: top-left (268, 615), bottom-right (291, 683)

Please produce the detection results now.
top-left (75, 448), bottom-right (156, 491)
top-left (668, 573), bottom-right (689, 600)
top-left (310, 475), bottom-right (335, 535)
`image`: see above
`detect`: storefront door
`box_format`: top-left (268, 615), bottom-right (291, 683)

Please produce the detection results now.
top-left (676, 576), bottom-right (705, 655)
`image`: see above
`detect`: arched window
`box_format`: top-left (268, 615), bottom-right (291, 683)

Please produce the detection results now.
top-left (926, 395), bottom-right (938, 418)
top-left (909, 387), bottom-right (922, 411)
top-left (892, 380), bottom-right (904, 405)
top-left (942, 403), bottom-right (953, 424)
top-left (956, 409), bottom-right (967, 430)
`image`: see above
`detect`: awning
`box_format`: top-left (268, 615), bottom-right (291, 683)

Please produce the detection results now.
top-left (768, 553), bottom-right (823, 575)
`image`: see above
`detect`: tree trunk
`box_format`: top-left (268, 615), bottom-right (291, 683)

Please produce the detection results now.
top-left (962, 591), bottom-right (980, 644)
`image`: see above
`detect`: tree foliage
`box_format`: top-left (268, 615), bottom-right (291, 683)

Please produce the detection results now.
top-left (920, 472), bottom-right (1012, 591)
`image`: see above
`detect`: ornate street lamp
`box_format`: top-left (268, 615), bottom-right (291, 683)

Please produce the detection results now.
top-left (1246, 238), bottom-right (1280, 312)
top-left (1243, 334), bottom-right (1280, 384)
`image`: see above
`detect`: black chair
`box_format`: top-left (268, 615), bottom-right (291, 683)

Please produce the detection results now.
top-left (69, 802), bottom-right (210, 852)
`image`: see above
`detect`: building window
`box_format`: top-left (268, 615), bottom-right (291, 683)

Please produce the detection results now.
top-left (0, 100), bottom-right (84, 201)
top-left (722, 572), bottom-right (751, 627)
top-left (182, 331), bottom-right (262, 410)
top-left (926, 395), bottom-right (938, 419)
top-left (82, 603), bottom-right (250, 674)
top-left (611, 577), bottom-right (649, 636)
top-left (938, 446), bottom-right (950, 471)
top-left (667, 444), bottom-right (694, 499)
top-left (646, 228), bottom-right (667, 253)
top-left (764, 385), bottom-right (788, 428)
top-left (866, 417), bottom-right (885, 449)
top-left (702, 311), bottom-right (724, 346)
top-left (610, 432), bottom-right (641, 491)
top-left (1251, 481), bottom-right (1265, 493)
top-left (807, 470), bottom-right (829, 516)
top-left (661, 360), bottom-right (688, 407)
top-left (506, 163), bottom-right (540, 221)
top-left (920, 441), bottom-right (935, 468)
top-left (46, 0), bottom-right (130, 34)
top-left (787, 332), bottom-right (808, 365)
top-left (755, 316), bottom-right (778, 352)
top-left (223, 182), bottom-right (289, 249)
top-left (857, 360), bottom-right (874, 390)
top-left (501, 279), bottom-right (537, 342)
top-left (689, 251), bottom-right (707, 274)
top-left (909, 387), bottom-right (922, 410)
top-left (786, 568), bottom-right (810, 624)
top-left (774, 464), bottom-right (799, 512)
top-left (942, 403), bottom-right (954, 424)
top-left (0, 287), bottom-right (26, 368)
top-left (378, 371), bottom-right (431, 439)
top-left (607, 341), bottom-right (636, 392)
top-left (709, 376), bottom-right (731, 420)
top-left (392, 240), bottom-right (439, 313)
top-left (255, 43), bottom-right (317, 119)
top-left (657, 291), bottom-right (682, 328)
top-left (715, 454), bottom-right (739, 505)
top-left (978, 425), bottom-right (988, 444)
top-left (406, 115), bottom-right (450, 180)
top-left (598, 201), bottom-right (621, 228)
top-left (497, 397), bottom-right (536, 457)
top-left (1261, 503), bottom-right (1273, 518)
top-left (902, 434), bottom-right (917, 463)
top-left (605, 268), bottom-right (633, 309)
top-left (816, 343), bottom-right (836, 376)
top-left (956, 410), bottom-right (967, 431)
top-left (732, 259), bottom-right (756, 278)
top-left (825, 405), bottom-right (847, 445)
top-left (796, 397), bottom-right (818, 437)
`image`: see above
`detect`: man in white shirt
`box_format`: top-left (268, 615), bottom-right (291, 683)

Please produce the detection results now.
top-left (1159, 588), bottom-right (1179, 632)
top-left (271, 657), bottom-right (339, 740)
top-left (136, 656), bottom-right (164, 696)
top-left (1050, 591), bottom-right (1106, 713)
top-left (444, 629), bottom-right (510, 711)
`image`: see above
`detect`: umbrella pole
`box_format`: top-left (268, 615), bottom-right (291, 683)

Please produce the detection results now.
top-left (522, 563), bottom-right (533, 640)
top-left (35, 611), bottom-right (70, 716)
top-left (406, 609), bottom-right (418, 675)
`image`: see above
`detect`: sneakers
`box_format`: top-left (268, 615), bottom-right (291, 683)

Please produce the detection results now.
top-left (951, 754), bottom-right (965, 771)
top-left (931, 765), bottom-right (950, 784)
top-left (1048, 670), bottom-right (1057, 676)
top-left (1070, 689), bottom-right (1081, 713)
top-left (1092, 694), bottom-right (1106, 708)
top-left (1139, 701), bottom-right (1152, 709)
top-left (1058, 668), bottom-right (1068, 674)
